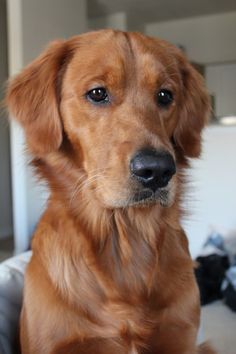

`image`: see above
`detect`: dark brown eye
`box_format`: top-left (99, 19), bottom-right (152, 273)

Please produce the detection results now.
top-left (86, 87), bottom-right (109, 103)
top-left (157, 89), bottom-right (173, 107)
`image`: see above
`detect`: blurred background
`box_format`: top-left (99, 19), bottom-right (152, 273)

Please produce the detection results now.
top-left (0, 1), bottom-right (236, 352)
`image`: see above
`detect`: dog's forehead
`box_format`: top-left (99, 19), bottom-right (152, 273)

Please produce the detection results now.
top-left (67, 30), bottom-right (177, 86)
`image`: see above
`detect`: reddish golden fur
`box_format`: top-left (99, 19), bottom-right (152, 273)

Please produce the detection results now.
top-left (6, 30), bottom-right (216, 353)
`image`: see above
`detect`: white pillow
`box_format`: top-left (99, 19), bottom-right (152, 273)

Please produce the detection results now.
top-left (0, 252), bottom-right (32, 354)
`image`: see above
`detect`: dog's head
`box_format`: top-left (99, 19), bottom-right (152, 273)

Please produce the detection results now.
top-left (6, 30), bottom-right (210, 210)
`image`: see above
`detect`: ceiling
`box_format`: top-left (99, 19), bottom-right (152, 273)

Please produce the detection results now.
top-left (88, 0), bottom-right (236, 25)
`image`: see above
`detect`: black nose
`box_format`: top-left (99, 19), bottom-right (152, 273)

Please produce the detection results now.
top-left (130, 149), bottom-right (176, 191)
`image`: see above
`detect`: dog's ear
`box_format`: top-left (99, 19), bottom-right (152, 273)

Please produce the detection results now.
top-left (173, 52), bottom-right (210, 159)
top-left (6, 40), bottom-right (73, 156)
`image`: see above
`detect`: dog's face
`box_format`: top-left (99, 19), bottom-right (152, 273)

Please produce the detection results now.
top-left (7, 30), bottom-right (210, 210)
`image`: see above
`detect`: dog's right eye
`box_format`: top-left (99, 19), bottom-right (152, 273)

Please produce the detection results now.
top-left (86, 87), bottom-right (109, 104)
top-left (157, 89), bottom-right (173, 108)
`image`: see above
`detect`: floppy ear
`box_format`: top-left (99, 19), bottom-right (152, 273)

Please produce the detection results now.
top-left (173, 53), bottom-right (210, 159)
top-left (6, 40), bottom-right (73, 156)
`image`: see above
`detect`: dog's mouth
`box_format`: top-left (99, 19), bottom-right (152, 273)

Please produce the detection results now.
top-left (94, 183), bottom-right (176, 210)
top-left (130, 186), bottom-right (174, 208)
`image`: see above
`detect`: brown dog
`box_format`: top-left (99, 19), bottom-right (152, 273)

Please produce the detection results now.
top-left (6, 30), bottom-right (215, 354)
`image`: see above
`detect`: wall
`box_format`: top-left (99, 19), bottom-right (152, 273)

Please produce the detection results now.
top-left (206, 63), bottom-right (236, 117)
top-left (0, 0), bottom-right (12, 239)
top-left (89, 11), bottom-right (127, 31)
top-left (7, 0), bottom-right (87, 252)
top-left (183, 125), bottom-right (236, 258)
top-left (21, 0), bottom-right (87, 64)
top-left (146, 11), bottom-right (236, 64)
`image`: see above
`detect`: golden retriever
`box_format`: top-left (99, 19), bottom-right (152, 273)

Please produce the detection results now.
top-left (6, 30), bottom-right (216, 354)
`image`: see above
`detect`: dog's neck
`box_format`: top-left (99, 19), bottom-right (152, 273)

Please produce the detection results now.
top-left (37, 191), bottom-right (181, 305)
top-left (83, 206), bottom-right (164, 296)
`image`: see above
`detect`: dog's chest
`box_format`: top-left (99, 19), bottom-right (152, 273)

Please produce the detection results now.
top-left (129, 344), bottom-right (139, 354)
top-left (104, 301), bottom-right (156, 353)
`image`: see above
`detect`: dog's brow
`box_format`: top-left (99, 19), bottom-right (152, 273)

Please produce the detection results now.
top-left (123, 32), bottom-right (135, 60)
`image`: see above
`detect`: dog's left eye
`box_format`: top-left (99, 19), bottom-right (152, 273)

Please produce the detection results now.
top-left (157, 89), bottom-right (173, 108)
top-left (86, 87), bottom-right (109, 104)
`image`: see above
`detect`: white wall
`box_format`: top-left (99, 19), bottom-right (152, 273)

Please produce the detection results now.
top-left (7, 0), bottom-right (88, 253)
top-left (0, 0), bottom-right (12, 239)
top-left (183, 125), bottom-right (236, 258)
top-left (206, 63), bottom-right (236, 118)
top-left (146, 11), bottom-right (236, 64)
top-left (21, 0), bottom-right (87, 64)
top-left (89, 11), bottom-right (127, 31)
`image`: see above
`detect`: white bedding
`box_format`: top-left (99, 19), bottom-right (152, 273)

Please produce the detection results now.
top-left (0, 252), bottom-right (32, 354)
